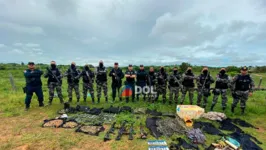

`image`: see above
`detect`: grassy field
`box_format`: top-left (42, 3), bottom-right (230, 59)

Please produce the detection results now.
top-left (0, 68), bottom-right (266, 150)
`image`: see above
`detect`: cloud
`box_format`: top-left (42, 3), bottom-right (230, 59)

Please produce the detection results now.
top-left (11, 49), bottom-right (24, 54)
top-left (13, 43), bottom-right (23, 47)
top-left (0, 22), bottom-right (45, 35)
top-left (81, 37), bottom-right (99, 44)
top-left (0, 44), bottom-right (6, 48)
top-left (25, 43), bottom-right (40, 47)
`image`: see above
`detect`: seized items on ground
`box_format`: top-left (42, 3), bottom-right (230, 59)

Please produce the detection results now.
top-left (76, 125), bottom-right (105, 136)
top-left (43, 119), bottom-right (64, 128)
top-left (104, 122), bottom-right (116, 142)
top-left (201, 112), bottom-right (227, 121)
top-left (62, 121), bottom-right (79, 128)
top-left (176, 105), bottom-right (205, 119)
top-left (186, 128), bottom-right (206, 144)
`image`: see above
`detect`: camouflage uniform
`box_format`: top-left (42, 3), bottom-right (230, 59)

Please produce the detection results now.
top-left (78, 68), bottom-right (95, 102)
top-left (44, 67), bottom-right (64, 104)
top-left (95, 66), bottom-right (108, 102)
top-left (211, 73), bottom-right (230, 111)
top-left (180, 71), bottom-right (195, 104)
top-left (65, 67), bottom-right (81, 102)
top-left (231, 74), bottom-right (254, 113)
top-left (168, 71), bottom-right (182, 104)
top-left (155, 71), bottom-right (168, 103)
top-left (147, 72), bottom-right (157, 102)
top-left (197, 73), bottom-right (214, 108)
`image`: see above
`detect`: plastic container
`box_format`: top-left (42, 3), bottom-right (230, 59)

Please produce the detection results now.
top-left (176, 105), bottom-right (205, 119)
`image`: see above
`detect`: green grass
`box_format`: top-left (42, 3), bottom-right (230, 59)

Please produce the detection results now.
top-left (0, 69), bottom-right (266, 150)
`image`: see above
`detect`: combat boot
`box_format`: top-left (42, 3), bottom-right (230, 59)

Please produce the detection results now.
top-left (231, 106), bottom-right (235, 113)
top-left (143, 96), bottom-right (146, 101)
top-left (119, 97), bottom-right (122, 102)
top-left (77, 99), bottom-right (80, 105)
top-left (60, 99), bottom-right (64, 104)
top-left (169, 101), bottom-right (172, 105)
top-left (210, 104), bottom-right (215, 111)
top-left (48, 99), bottom-right (53, 105)
top-left (105, 97), bottom-right (108, 103)
top-left (97, 98), bottom-right (100, 104)
top-left (39, 102), bottom-right (44, 107)
top-left (241, 108), bottom-right (245, 115)
top-left (83, 98), bottom-right (87, 102)
top-left (126, 98), bottom-right (129, 103)
top-left (222, 107), bottom-right (226, 111)
top-left (25, 105), bottom-right (30, 111)
top-left (92, 98), bottom-right (95, 104)
top-left (68, 98), bottom-right (72, 103)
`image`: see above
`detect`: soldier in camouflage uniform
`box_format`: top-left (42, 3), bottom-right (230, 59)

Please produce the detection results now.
top-left (180, 67), bottom-right (195, 105)
top-left (196, 67), bottom-right (214, 108)
top-left (136, 64), bottom-right (148, 101)
top-left (155, 66), bottom-right (168, 104)
top-left (168, 67), bottom-right (182, 104)
top-left (64, 62), bottom-right (81, 103)
top-left (44, 61), bottom-right (64, 105)
top-left (78, 64), bottom-right (95, 103)
top-left (95, 60), bottom-right (108, 103)
top-left (147, 67), bottom-right (157, 103)
top-left (211, 68), bottom-right (230, 111)
top-left (230, 66), bottom-right (255, 115)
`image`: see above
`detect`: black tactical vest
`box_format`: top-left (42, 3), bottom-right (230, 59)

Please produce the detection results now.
top-left (182, 73), bottom-right (195, 87)
top-left (215, 74), bottom-right (228, 89)
top-left (96, 67), bottom-right (107, 82)
top-left (235, 75), bottom-right (251, 91)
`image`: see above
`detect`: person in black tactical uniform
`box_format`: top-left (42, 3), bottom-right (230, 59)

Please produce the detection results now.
top-left (44, 61), bottom-right (64, 105)
top-left (64, 62), bottom-right (81, 103)
top-left (147, 67), bottom-right (157, 103)
top-left (78, 64), bottom-right (95, 103)
top-left (196, 67), bottom-right (214, 108)
top-left (109, 62), bottom-right (124, 103)
top-left (155, 66), bottom-right (168, 104)
top-left (231, 66), bottom-right (255, 115)
top-left (211, 68), bottom-right (230, 111)
top-left (95, 60), bottom-right (108, 103)
top-left (136, 64), bottom-right (148, 101)
top-left (124, 64), bottom-right (136, 103)
top-left (168, 67), bottom-right (182, 105)
top-left (180, 67), bottom-right (195, 105)
top-left (24, 62), bottom-right (44, 111)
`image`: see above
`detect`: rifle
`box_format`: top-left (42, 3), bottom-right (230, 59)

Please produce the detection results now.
top-left (128, 123), bottom-right (135, 140)
top-left (115, 121), bottom-right (127, 141)
top-left (46, 67), bottom-right (61, 83)
top-left (172, 74), bottom-right (183, 90)
top-left (200, 71), bottom-right (210, 93)
top-left (139, 123), bottom-right (147, 139)
top-left (69, 67), bottom-right (76, 82)
top-left (114, 69), bottom-right (121, 85)
top-left (85, 70), bottom-right (92, 84)
top-left (104, 122), bottom-right (116, 142)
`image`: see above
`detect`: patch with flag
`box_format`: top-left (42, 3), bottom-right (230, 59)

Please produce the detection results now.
top-left (120, 85), bottom-right (133, 97)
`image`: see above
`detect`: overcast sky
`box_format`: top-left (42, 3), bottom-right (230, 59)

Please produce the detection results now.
top-left (0, 0), bottom-right (266, 67)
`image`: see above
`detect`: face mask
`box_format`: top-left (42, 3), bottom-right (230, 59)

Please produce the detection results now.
top-left (51, 64), bottom-right (56, 69)
top-left (174, 70), bottom-right (177, 74)
top-left (160, 68), bottom-right (164, 72)
top-left (85, 66), bottom-right (89, 70)
top-left (220, 70), bottom-right (226, 75)
top-left (203, 70), bottom-right (208, 75)
top-left (99, 63), bottom-right (103, 68)
top-left (149, 71), bottom-right (154, 75)
top-left (71, 64), bottom-right (75, 69)
top-left (187, 70), bottom-right (192, 74)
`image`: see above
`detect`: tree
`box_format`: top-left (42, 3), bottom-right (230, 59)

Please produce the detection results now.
top-left (179, 62), bottom-right (191, 73)
top-left (21, 62), bottom-right (25, 66)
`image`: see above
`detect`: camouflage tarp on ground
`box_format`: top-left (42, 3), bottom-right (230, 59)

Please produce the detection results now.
top-left (68, 113), bottom-right (116, 125)
top-left (156, 116), bottom-right (189, 137)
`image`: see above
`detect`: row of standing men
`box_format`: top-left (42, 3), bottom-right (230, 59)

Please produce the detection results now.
top-left (24, 61), bottom-right (254, 114)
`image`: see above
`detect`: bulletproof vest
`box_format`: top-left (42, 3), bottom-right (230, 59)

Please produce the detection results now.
top-left (157, 72), bottom-right (167, 85)
top-left (83, 70), bottom-right (93, 83)
top-left (67, 68), bottom-right (80, 83)
top-left (147, 72), bottom-right (156, 85)
top-left (111, 68), bottom-right (122, 82)
top-left (169, 73), bottom-right (181, 87)
top-left (48, 68), bottom-right (61, 83)
top-left (126, 70), bottom-right (135, 83)
top-left (182, 72), bottom-right (195, 87)
top-left (199, 74), bottom-right (211, 88)
top-left (235, 75), bottom-right (251, 91)
top-left (215, 74), bottom-right (228, 89)
top-left (137, 70), bottom-right (147, 82)
top-left (25, 69), bottom-right (43, 87)
top-left (96, 67), bottom-right (107, 82)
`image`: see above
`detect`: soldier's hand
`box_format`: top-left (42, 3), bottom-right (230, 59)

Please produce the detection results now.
top-left (112, 73), bottom-right (115, 76)
top-left (249, 92), bottom-right (253, 97)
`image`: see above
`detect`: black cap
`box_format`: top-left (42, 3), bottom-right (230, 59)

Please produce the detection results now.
top-left (241, 66), bottom-right (248, 71)
top-left (140, 64), bottom-right (144, 67)
top-left (114, 62), bottom-right (118, 65)
top-left (128, 64), bottom-right (132, 67)
top-left (28, 62), bottom-right (35, 65)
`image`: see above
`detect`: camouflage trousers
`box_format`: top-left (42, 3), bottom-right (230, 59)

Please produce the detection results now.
top-left (48, 82), bottom-right (63, 102)
top-left (197, 87), bottom-right (211, 108)
top-left (169, 86), bottom-right (180, 103)
top-left (212, 89), bottom-right (228, 108)
top-left (83, 83), bottom-right (94, 101)
top-left (68, 83), bottom-right (80, 100)
top-left (232, 90), bottom-right (249, 109)
top-left (97, 81), bottom-right (108, 99)
top-left (180, 87), bottom-right (194, 104)
top-left (156, 85), bottom-right (167, 102)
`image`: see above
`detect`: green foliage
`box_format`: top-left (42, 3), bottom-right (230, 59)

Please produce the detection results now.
top-left (226, 66), bottom-right (240, 72)
top-left (179, 62), bottom-right (192, 73)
